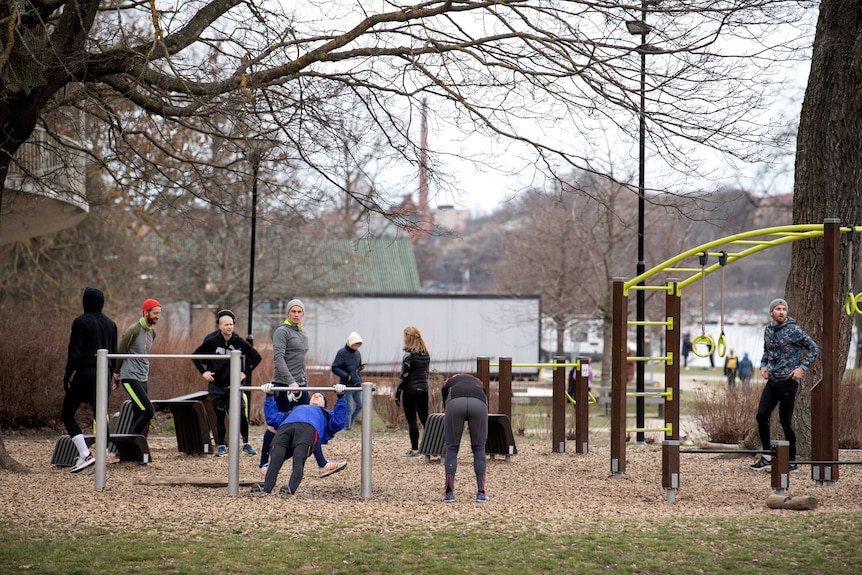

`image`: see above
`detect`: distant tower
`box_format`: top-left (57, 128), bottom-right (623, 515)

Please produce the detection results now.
top-left (418, 98), bottom-right (431, 229)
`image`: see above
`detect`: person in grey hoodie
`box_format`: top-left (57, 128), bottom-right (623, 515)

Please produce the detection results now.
top-left (63, 287), bottom-right (118, 474)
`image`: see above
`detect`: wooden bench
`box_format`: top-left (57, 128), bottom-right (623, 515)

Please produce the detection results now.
top-left (419, 412), bottom-right (518, 462)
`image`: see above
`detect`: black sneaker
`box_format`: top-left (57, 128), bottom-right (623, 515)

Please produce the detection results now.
top-left (749, 457), bottom-right (771, 471)
top-left (279, 485), bottom-right (293, 497)
top-left (250, 483), bottom-right (269, 494)
top-left (789, 463), bottom-right (798, 473)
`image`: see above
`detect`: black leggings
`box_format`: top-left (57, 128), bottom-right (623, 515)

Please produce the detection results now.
top-left (210, 386), bottom-right (250, 445)
top-left (443, 396), bottom-right (488, 494)
top-left (402, 389), bottom-right (429, 451)
top-left (262, 422), bottom-right (317, 494)
top-left (62, 368), bottom-right (104, 438)
top-left (121, 379), bottom-right (155, 435)
top-left (755, 378), bottom-right (799, 461)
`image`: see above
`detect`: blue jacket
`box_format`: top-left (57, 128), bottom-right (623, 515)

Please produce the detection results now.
top-left (761, 317), bottom-right (819, 381)
top-left (264, 393), bottom-right (347, 447)
top-left (331, 345), bottom-right (363, 387)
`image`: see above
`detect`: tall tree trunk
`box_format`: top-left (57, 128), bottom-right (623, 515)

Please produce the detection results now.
top-left (787, 0), bottom-right (862, 456)
top-left (0, 436), bottom-right (29, 473)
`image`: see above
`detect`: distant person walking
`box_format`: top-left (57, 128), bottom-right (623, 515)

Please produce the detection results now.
top-left (114, 298), bottom-right (161, 436)
top-left (331, 332), bottom-right (365, 431)
top-left (737, 352), bottom-right (754, 394)
top-left (440, 374), bottom-right (490, 503)
top-left (62, 287), bottom-right (118, 474)
top-left (723, 349), bottom-right (738, 390)
top-left (681, 334), bottom-right (692, 368)
top-left (192, 309), bottom-right (261, 457)
top-left (394, 326), bottom-right (430, 458)
top-left (749, 298), bottom-right (819, 472)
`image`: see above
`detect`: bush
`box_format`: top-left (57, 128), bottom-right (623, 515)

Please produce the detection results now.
top-left (0, 313), bottom-right (72, 428)
top-left (691, 387), bottom-right (761, 444)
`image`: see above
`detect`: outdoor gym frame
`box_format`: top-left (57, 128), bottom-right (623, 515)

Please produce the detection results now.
top-left (613, 219), bottom-right (849, 501)
top-left (93, 349), bottom-right (374, 499)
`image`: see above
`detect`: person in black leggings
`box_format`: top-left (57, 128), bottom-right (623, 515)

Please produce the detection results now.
top-left (394, 326), bottom-right (430, 457)
top-left (440, 373), bottom-right (490, 503)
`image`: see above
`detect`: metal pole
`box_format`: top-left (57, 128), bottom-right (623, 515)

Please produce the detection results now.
top-left (247, 154), bottom-right (258, 346)
top-left (228, 349), bottom-right (242, 496)
top-left (95, 349), bottom-right (109, 490)
top-left (635, 2), bottom-right (648, 444)
top-left (360, 382), bottom-right (373, 500)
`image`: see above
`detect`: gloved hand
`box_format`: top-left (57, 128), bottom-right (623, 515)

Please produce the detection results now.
top-left (261, 382), bottom-right (275, 395)
top-left (394, 394), bottom-right (401, 407)
top-left (334, 383), bottom-right (346, 396)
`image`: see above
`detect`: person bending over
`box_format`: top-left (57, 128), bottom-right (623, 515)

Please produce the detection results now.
top-left (441, 373), bottom-right (490, 503)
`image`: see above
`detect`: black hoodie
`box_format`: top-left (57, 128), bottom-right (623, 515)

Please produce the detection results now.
top-left (64, 287), bottom-right (119, 384)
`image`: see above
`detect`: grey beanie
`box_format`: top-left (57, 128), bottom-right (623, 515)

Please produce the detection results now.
top-left (769, 298), bottom-right (788, 314)
top-left (286, 298), bottom-right (305, 312)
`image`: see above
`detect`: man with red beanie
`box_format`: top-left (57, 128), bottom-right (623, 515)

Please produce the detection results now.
top-left (114, 298), bottom-right (161, 436)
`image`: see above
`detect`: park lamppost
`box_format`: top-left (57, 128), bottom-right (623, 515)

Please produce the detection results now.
top-left (246, 146), bottom-right (261, 347)
top-left (626, 14), bottom-right (652, 444)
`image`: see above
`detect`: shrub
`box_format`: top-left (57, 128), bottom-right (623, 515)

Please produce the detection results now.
top-left (691, 387), bottom-right (761, 444)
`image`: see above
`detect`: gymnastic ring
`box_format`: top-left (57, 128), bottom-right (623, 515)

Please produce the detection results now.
top-left (691, 334), bottom-right (714, 358)
top-left (847, 293), bottom-right (854, 316)
top-left (716, 333), bottom-right (727, 358)
top-left (854, 293), bottom-right (862, 316)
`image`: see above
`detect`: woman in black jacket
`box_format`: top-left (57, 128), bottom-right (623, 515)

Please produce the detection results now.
top-left (394, 326), bottom-right (430, 457)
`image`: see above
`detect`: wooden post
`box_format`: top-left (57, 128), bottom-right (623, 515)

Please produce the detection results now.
top-left (574, 356), bottom-right (590, 454)
top-left (771, 440), bottom-right (790, 493)
top-left (812, 218), bottom-right (840, 484)
top-left (477, 357), bottom-right (490, 398)
top-left (611, 278), bottom-right (627, 476)
top-left (498, 357), bottom-right (512, 419)
top-left (552, 356), bottom-right (566, 453)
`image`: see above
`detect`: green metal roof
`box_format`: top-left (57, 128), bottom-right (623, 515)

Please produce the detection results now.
top-left (312, 238), bottom-right (420, 294)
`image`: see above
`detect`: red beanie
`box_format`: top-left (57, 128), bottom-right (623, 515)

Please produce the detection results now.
top-left (142, 298), bottom-right (161, 312)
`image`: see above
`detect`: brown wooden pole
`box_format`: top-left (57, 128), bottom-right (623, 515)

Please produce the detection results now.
top-left (477, 357), bottom-right (491, 398)
top-left (552, 356), bottom-right (567, 453)
top-left (498, 357), bottom-right (512, 419)
top-left (662, 281), bottom-right (681, 496)
top-left (812, 219), bottom-right (840, 483)
top-left (611, 278), bottom-right (627, 476)
top-left (574, 356), bottom-right (590, 454)
top-left (771, 440), bottom-right (791, 492)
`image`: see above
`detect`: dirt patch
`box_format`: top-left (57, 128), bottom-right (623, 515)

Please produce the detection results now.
top-left (3, 430), bottom-right (862, 536)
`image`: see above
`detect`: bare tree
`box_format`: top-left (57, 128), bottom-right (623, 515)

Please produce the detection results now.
top-left (0, 0), bottom-right (814, 222)
top-left (781, 0), bottom-right (862, 456)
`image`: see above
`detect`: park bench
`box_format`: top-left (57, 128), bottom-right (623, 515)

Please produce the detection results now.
top-left (419, 412), bottom-right (518, 462)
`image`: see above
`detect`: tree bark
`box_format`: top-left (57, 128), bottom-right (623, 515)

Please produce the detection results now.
top-left (0, 436), bottom-right (29, 473)
top-left (788, 0), bottom-right (862, 457)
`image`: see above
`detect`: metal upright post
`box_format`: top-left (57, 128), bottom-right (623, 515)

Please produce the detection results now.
top-left (360, 382), bottom-right (373, 500)
top-left (95, 349), bottom-right (109, 490)
top-left (228, 349), bottom-right (242, 496)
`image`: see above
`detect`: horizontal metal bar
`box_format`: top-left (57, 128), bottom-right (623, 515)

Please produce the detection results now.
top-left (239, 385), bottom-right (363, 393)
top-left (680, 449), bottom-right (767, 454)
top-left (793, 460), bottom-right (862, 465)
top-left (108, 353), bottom-right (226, 360)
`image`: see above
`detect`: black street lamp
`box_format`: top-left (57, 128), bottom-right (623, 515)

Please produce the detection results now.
top-left (627, 11), bottom-right (652, 444)
top-left (246, 148), bottom-right (260, 346)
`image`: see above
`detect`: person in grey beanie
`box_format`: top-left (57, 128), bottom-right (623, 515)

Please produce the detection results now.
top-left (749, 298), bottom-right (819, 472)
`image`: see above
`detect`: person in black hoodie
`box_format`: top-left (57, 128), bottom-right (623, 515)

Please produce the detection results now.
top-left (394, 326), bottom-right (431, 457)
top-left (63, 287), bottom-right (118, 474)
top-left (192, 309), bottom-right (262, 457)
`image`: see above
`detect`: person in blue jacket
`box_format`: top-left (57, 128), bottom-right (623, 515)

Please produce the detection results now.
top-left (252, 383), bottom-right (348, 496)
